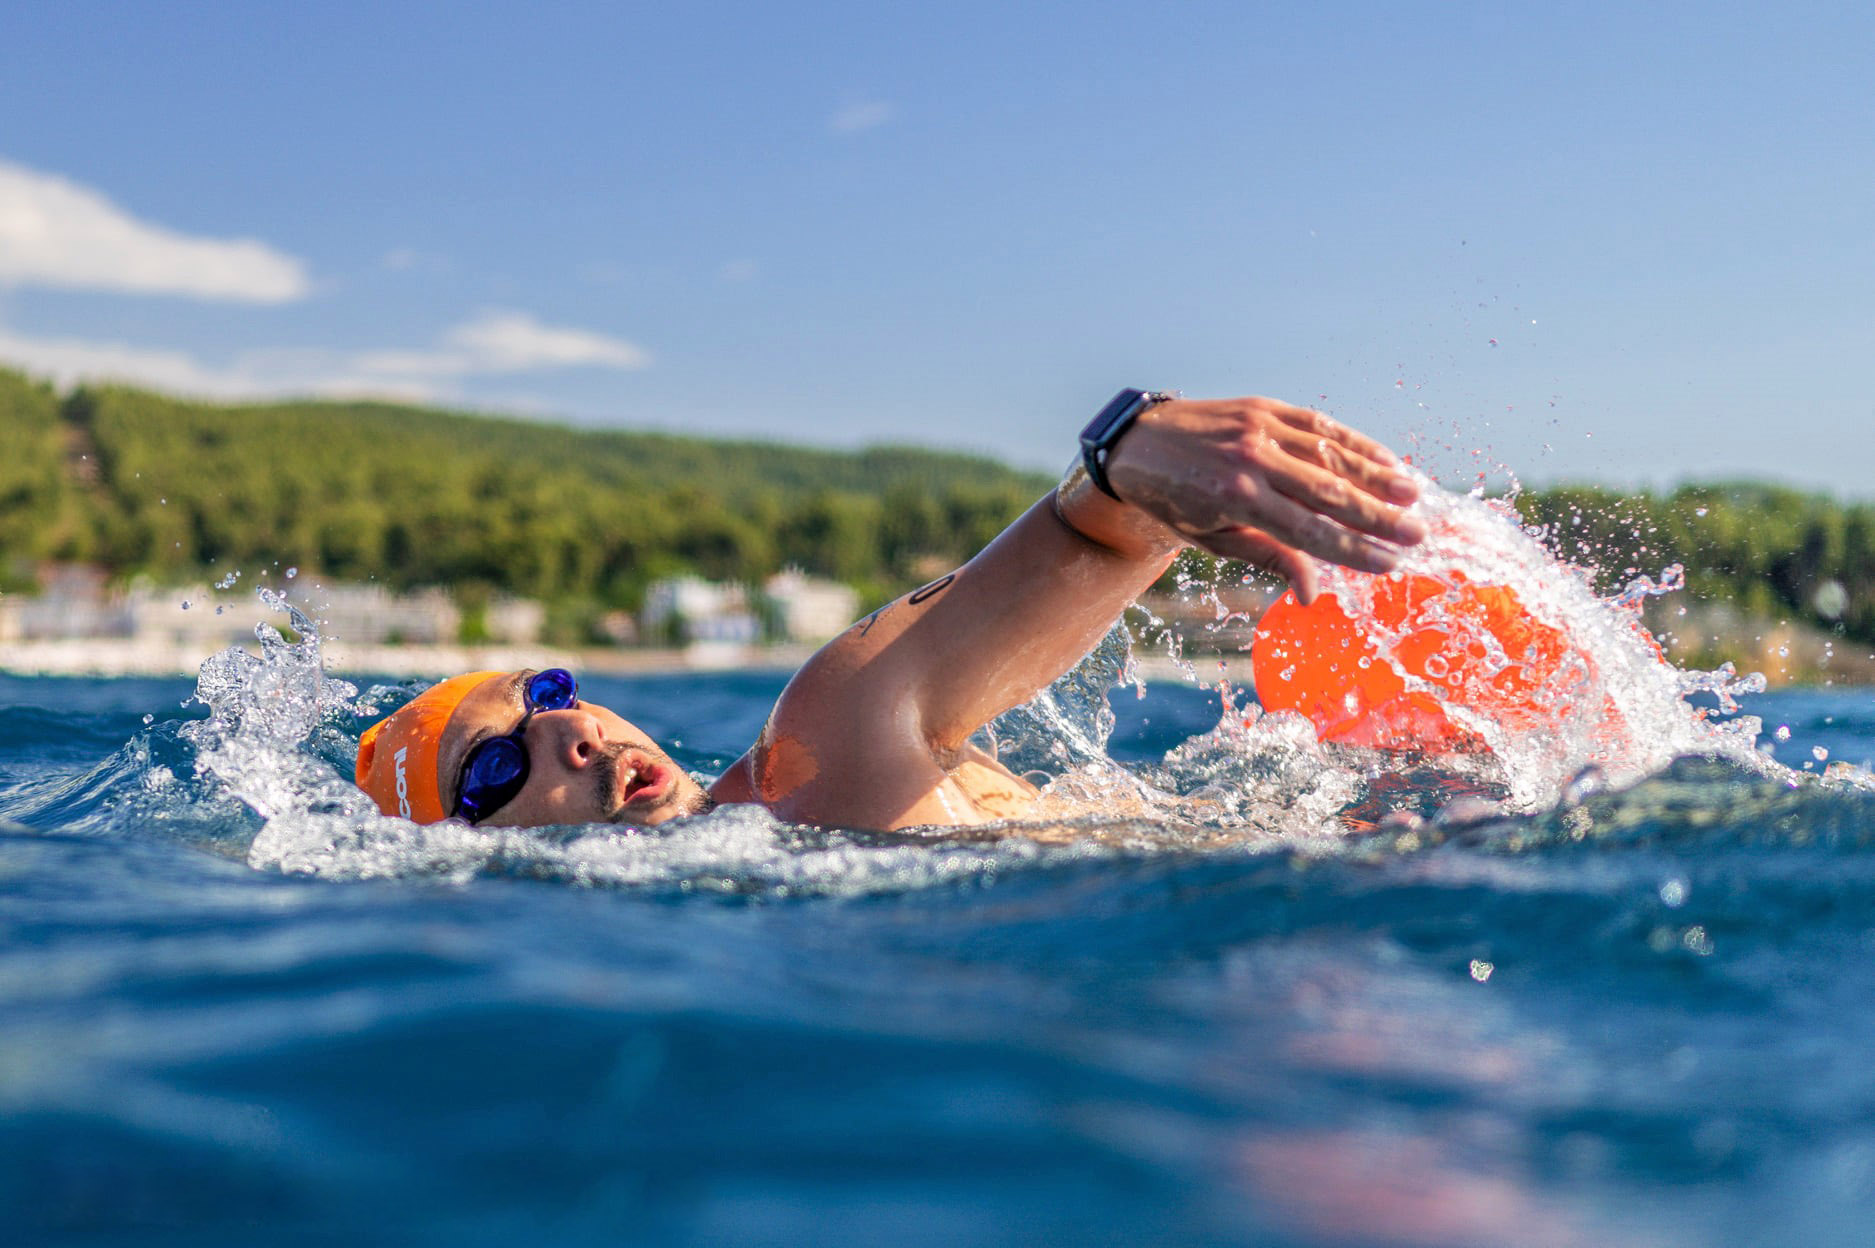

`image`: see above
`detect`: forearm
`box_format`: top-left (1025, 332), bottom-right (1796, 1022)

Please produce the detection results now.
top-left (890, 488), bottom-right (1178, 749)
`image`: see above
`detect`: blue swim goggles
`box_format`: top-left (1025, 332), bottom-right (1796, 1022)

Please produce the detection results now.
top-left (452, 668), bottom-right (579, 823)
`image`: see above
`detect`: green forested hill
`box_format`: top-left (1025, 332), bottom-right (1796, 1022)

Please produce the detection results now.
top-left (2, 372), bottom-right (1051, 609)
top-left (1517, 482), bottom-right (1875, 643)
top-left (0, 371), bottom-right (75, 572)
top-left (1, 367), bottom-right (1871, 648)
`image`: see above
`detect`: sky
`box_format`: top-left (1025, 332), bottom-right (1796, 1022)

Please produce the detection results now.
top-left (0, 1), bottom-right (1870, 495)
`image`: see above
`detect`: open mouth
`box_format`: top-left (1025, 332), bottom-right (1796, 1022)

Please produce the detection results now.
top-left (613, 748), bottom-right (675, 811)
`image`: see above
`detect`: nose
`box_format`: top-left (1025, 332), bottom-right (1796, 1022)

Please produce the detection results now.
top-left (528, 707), bottom-right (609, 771)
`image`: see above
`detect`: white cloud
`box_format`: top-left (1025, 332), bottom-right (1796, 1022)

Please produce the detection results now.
top-left (0, 158), bottom-right (309, 303)
top-left (444, 310), bottom-right (650, 371)
top-left (352, 310), bottom-right (651, 377)
top-left (0, 327), bottom-right (438, 402)
top-left (829, 100), bottom-right (895, 134)
top-left (0, 309), bottom-right (650, 402)
top-left (344, 347), bottom-right (466, 378)
top-left (0, 327), bottom-right (248, 396)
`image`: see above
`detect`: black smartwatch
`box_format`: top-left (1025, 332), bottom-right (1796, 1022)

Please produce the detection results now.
top-left (1079, 388), bottom-right (1176, 500)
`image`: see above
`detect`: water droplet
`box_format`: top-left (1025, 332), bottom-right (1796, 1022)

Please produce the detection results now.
top-left (1469, 960), bottom-right (1494, 982)
top-left (286, 567), bottom-right (299, 579)
top-left (142, 713), bottom-right (154, 726)
top-left (1279, 665), bottom-right (1296, 682)
top-left (1695, 507), bottom-right (1708, 517)
top-left (180, 600), bottom-right (191, 610)
top-left (1660, 878), bottom-right (1687, 907)
top-left (1813, 746), bottom-right (1830, 762)
top-left (1775, 725), bottom-right (1791, 741)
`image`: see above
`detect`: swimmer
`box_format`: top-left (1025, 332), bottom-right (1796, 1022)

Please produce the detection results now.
top-left (356, 392), bottom-right (1427, 831)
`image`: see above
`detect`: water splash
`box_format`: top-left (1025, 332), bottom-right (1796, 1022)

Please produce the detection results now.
top-left (1607, 563), bottom-right (1685, 610)
top-left (183, 587), bottom-right (374, 835)
top-left (1295, 480), bottom-right (1772, 810)
top-left (999, 477), bottom-right (1799, 836)
top-left (110, 477), bottom-right (1829, 888)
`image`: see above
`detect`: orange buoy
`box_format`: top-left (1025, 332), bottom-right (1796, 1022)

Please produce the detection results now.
top-left (1250, 573), bottom-right (1586, 751)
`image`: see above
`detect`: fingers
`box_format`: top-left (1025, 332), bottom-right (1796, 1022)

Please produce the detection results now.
top-left (1251, 399), bottom-right (1419, 509)
top-left (1264, 400), bottom-right (1401, 466)
top-left (1198, 481), bottom-right (1408, 575)
top-left (1272, 424), bottom-right (1420, 507)
top-left (1249, 441), bottom-right (1427, 548)
top-left (1196, 527), bottom-right (1320, 604)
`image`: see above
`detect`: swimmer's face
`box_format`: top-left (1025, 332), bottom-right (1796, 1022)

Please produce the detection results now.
top-left (435, 670), bottom-right (711, 828)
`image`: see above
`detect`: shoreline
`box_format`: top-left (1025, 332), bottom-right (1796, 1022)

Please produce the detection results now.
top-left (0, 636), bottom-right (1247, 684)
top-left (0, 637), bottom-right (1866, 693)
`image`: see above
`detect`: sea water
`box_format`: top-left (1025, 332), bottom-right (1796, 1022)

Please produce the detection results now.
top-left (5, 488), bottom-right (1875, 1246)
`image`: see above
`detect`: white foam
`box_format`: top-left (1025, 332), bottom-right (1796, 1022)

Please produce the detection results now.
top-left (1302, 481), bottom-right (1771, 810)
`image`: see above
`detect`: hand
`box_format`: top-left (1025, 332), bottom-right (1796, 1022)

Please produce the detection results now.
top-left (1105, 396), bottom-right (1426, 603)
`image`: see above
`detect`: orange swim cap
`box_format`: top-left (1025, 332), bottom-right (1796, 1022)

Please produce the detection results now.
top-left (355, 671), bottom-right (504, 822)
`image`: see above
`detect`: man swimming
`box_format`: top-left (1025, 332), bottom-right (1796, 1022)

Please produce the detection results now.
top-left (355, 392), bottom-right (1427, 832)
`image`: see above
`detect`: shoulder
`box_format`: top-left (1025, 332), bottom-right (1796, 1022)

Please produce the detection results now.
top-left (728, 627), bottom-right (946, 825)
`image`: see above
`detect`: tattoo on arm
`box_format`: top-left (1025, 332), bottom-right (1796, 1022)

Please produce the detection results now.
top-left (907, 573), bottom-right (956, 605)
top-left (856, 572), bottom-right (955, 637)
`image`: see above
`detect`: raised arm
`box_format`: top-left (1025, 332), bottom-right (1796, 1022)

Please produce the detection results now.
top-left (828, 464), bottom-right (1187, 757)
top-left (737, 394), bottom-right (1425, 827)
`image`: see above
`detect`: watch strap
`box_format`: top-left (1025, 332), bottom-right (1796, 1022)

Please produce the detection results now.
top-left (1079, 388), bottom-right (1175, 500)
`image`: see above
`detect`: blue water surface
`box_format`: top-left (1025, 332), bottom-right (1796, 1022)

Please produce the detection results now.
top-left (4, 669), bottom-right (1875, 1247)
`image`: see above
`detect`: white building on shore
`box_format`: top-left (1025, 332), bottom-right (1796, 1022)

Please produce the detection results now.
top-left (641, 571), bottom-right (859, 647)
top-left (0, 563), bottom-right (547, 675)
top-left (641, 576), bottom-right (759, 646)
top-left (286, 583), bottom-right (459, 645)
top-left (763, 569), bottom-right (859, 643)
